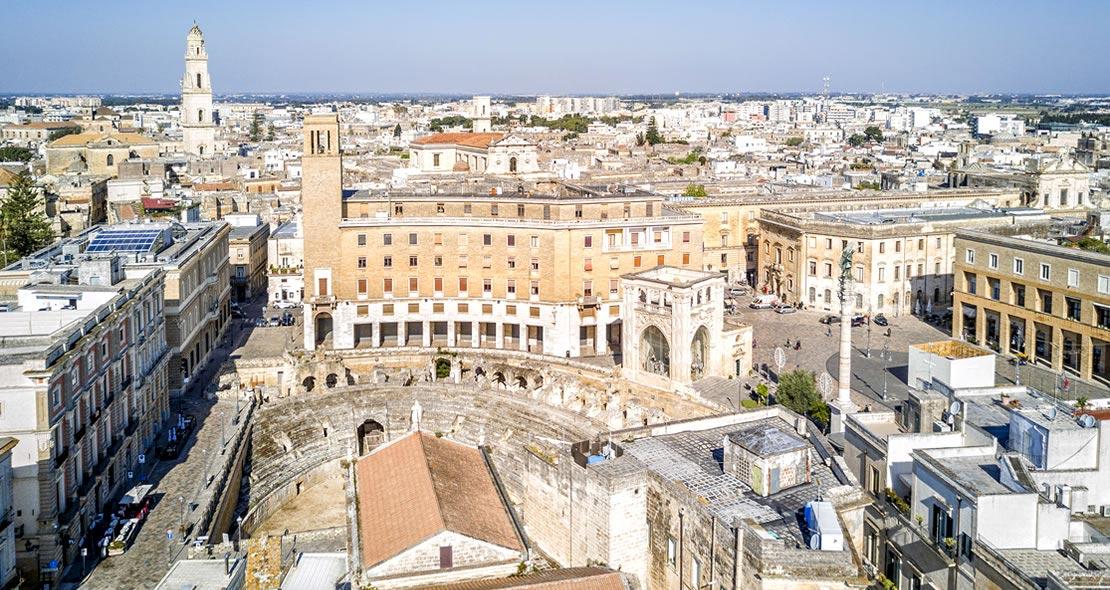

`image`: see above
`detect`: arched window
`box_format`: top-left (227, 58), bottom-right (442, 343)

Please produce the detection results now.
top-left (196, 73), bottom-right (202, 88)
top-left (509, 156), bottom-right (518, 173)
top-left (198, 108), bottom-right (204, 123)
top-left (640, 326), bottom-right (670, 378)
top-left (106, 154), bottom-right (114, 166)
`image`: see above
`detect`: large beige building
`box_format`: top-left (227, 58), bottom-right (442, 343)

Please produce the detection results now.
top-left (45, 132), bottom-right (160, 176)
top-left (953, 229), bottom-right (1110, 387)
top-left (670, 188), bottom-right (1023, 285)
top-left (409, 132), bottom-right (540, 175)
top-left (949, 156), bottom-right (1094, 212)
top-left (757, 205), bottom-right (1051, 316)
top-left (301, 114), bottom-right (706, 359)
top-left (0, 261), bottom-right (169, 586)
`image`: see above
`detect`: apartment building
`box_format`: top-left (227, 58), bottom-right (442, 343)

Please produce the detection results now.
top-left (227, 213), bottom-right (270, 302)
top-left (0, 438), bottom-right (17, 588)
top-left (0, 260), bottom-right (170, 586)
top-left (952, 229), bottom-right (1110, 387)
top-left (1, 221), bottom-right (231, 395)
top-left (757, 205), bottom-right (1048, 316)
top-left (669, 188), bottom-right (1021, 286)
top-left (300, 114), bottom-right (705, 358)
top-left (267, 219), bottom-right (304, 305)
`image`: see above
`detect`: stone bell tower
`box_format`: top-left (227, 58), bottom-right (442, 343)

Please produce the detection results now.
top-left (182, 22), bottom-right (215, 156)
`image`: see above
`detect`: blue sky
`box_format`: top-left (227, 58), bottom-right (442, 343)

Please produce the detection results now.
top-left (2, 0), bottom-right (1108, 95)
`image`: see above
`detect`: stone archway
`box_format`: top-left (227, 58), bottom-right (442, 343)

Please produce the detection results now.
top-left (513, 375), bottom-right (528, 389)
top-left (315, 313), bottom-right (333, 346)
top-left (640, 325), bottom-right (671, 378)
top-left (690, 326), bottom-right (709, 381)
top-left (357, 419), bottom-right (385, 455)
top-left (325, 373), bottom-right (338, 388)
top-left (302, 376), bottom-right (316, 392)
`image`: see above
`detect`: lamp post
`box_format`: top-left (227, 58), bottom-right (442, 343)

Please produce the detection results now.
top-left (236, 515), bottom-right (244, 551)
top-left (881, 342), bottom-right (890, 400)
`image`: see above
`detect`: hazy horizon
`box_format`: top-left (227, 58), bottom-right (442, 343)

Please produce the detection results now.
top-left (4, 0), bottom-right (1109, 96)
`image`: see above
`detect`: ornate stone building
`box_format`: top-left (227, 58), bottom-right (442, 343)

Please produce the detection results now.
top-left (181, 23), bottom-right (215, 156)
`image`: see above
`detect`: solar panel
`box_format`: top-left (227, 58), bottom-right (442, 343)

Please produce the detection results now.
top-left (86, 229), bottom-right (165, 253)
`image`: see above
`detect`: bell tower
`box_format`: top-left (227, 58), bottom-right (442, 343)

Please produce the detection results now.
top-left (181, 22), bottom-right (215, 156)
top-left (301, 113), bottom-right (344, 349)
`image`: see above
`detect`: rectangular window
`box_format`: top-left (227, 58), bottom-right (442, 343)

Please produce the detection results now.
top-left (357, 256), bottom-right (367, 269)
top-left (877, 267), bottom-right (885, 282)
top-left (965, 249), bottom-right (975, 264)
top-left (507, 256), bottom-right (517, 269)
top-left (988, 253), bottom-right (998, 269)
top-left (691, 558), bottom-right (701, 587)
top-left (482, 256), bottom-right (492, 269)
top-left (358, 234), bottom-right (367, 246)
top-left (439, 546), bottom-right (453, 569)
top-left (436, 202), bottom-right (445, 214)
top-left (357, 279), bottom-right (367, 294)
top-left (458, 277), bottom-right (468, 294)
top-left (575, 204), bottom-right (583, 218)
top-left (530, 281), bottom-right (539, 296)
top-left (409, 233), bottom-right (418, 246)
top-left (434, 255), bottom-right (443, 267)
top-left (464, 203), bottom-right (472, 214)
top-left (1014, 258), bottom-right (1024, 275)
top-left (584, 235), bottom-right (593, 248)
top-left (610, 278), bottom-right (619, 294)
top-left (483, 279), bottom-right (492, 293)
top-left (667, 537), bottom-right (677, 567)
top-left (1099, 275), bottom-right (1110, 295)
top-left (507, 234), bottom-right (516, 247)
top-left (683, 253), bottom-right (690, 265)
top-left (507, 279), bottom-right (516, 295)
top-left (1066, 297), bottom-right (1081, 321)
top-left (434, 277), bottom-right (443, 293)
top-left (682, 231), bottom-right (690, 244)
top-left (879, 242), bottom-right (886, 254)
top-left (491, 203), bottom-right (499, 216)
top-left (1041, 290), bottom-right (1053, 314)
top-left (530, 258), bottom-right (539, 271)
top-left (483, 234), bottom-right (492, 246)
top-left (383, 256), bottom-right (392, 268)
top-left (383, 278), bottom-right (393, 294)
top-left (634, 255), bottom-right (641, 268)
top-left (408, 277), bottom-right (418, 293)
top-left (459, 234), bottom-right (469, 247)
top-left (459, 255), bottom-right (468, 268)
top-left (409, 255), bottom-right (418, 267)
top-left (517, 203), bottom-right (525, 216)
top-left (434, 233), bottom-right (443, 246)
top-left (583, 280), bottom-right (593, 297)
top-left (1040, 263), bottom-right (1051, 281)
top-left (531, 236), bottom-right (539, 248)
top-left (1067, 268), bottom-right (1079, 288)
top-left (383, 233), bottom-right (392, 245)
top-left (584, 258), bottom-right (593, 271)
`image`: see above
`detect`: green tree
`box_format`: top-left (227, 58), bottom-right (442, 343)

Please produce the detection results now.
top-left (635, 132), bottom-right (646, 147)
top-left (266, 123), bottom-right (276, 141)
top-left (683, 184), bottom-right (708, 198)
top-left (393, 123), bottom-right (402, 138)
top-left (429, 115), bottom-right (472, 132)
top-left (784, 137), bottom-right (803, 147)
top-left (754, 382), bottom-right (769, 406)
top-left (645, 117), bottom-right (662, 146)
top-left (775, 370), bottom-right (830, 427)
top-left (863, 125), bottom-right (884, 143)
top-left (847, 134), bottom-right (866, 147)
top-left (0, 172), bottom-right (55, 264)
top-left (0, 146), bottom-right (34, 162)
top-left (48, 127), bottom-right (80, 141)
top-left (249, 112), bottom-right (264, 142)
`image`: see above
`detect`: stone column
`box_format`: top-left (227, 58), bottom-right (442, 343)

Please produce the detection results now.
top-left (1081, 334), bottom-right (1093, 381)
top-left (372, 322), bottom-right (381, 348)
top-left (398, 321), bottom-right (406, 346)
top-left (519, 325), bottom-right (530, 351)
top-left (495, 322), bottom-right (504, 349)
top-left (422, 321), bottom-right (431, 348)
top-left (595, 323), bottom-right (608, 356)
top-left (1022, 317), bottom-right (1033, 357)
top-left (1000, 312), bottom-right (1011, 354)
top-left (974, 307), bottom-right (986, 345)
top-left (831, 284), bottom-right (856, 434)
top-left (1052, 326), bottom-right (1064, 372)
top-left (471, 321), bottom-right (480, 348)
top-left (447, 321), bottom-right (456, 347)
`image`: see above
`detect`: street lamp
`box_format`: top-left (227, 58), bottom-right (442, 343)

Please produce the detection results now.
top-left (881, 342), bottom-right (890, 400)
top-left (236, 516), bottom-right (244, 551)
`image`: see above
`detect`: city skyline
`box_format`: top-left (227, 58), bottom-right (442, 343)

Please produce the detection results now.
top-left (3, 0), bottom-right (1110, 95)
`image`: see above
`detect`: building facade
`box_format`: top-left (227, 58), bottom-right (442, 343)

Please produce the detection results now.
top-left (227, 214), bottom-right (269, 302)
top-left (301, 114), bottom-right (706, 359)
top-left (952, 229), bottom-right (1110, 387)
top-left (181, 23), bottom-right (215, 156)
top-left (0, 264), bottom-right (170, 586)
top-left (267, 220), bottom-right (304, 305)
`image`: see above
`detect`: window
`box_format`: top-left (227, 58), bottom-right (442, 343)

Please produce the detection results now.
top-left (824, 263), bottom-right (832, 278)
top-left (394, 203), bottom-right (404, 215)
top-left (458, 255), bottom-right (469, 269)
top-left (434, 277), bottom-right (443, 293)
top-left (507, 257), bottom-right (516, 269)
top-left (483, 256), bottom-right (492, 269)
top-left (1099, 275), bottom-right (1110, 295)
top-left (439, 546), bottom-right (453, 569)
top-left (895, 241), bottom-right (901, 253)
top-left (682, 253), bottom-right (690, 265)
top-left (507, 279), bottom-right (516, 295)
top-left (530, 281), bottom-right (539, 296)
top-left (408, 277), bottom-right (418, 293)
top-left (517, 203), bottom-right (525, 216)
top-left (1041, 289), bottom-right (1053, 314)
top-left (877, 267), bottom-right (885, 282)
top-left (530, 258), bottom-right (539, 271)
top-left (357, 279), bottom-right (367, 295)
top-left (531, 235), bottom-right (539, 248)
top-left (584, 235), bottom-right (593, 248)
top-left (434, 255), bottom-right (443, 267)
top-left (357, 256), bottom-right (367, 269)
top-left (584, 258), bottom-right (593, 271)
top-left (583, 280), bottom-right (593, 297)
top-left (610, 278), bottom-right (619, 294)
top-left (1066, 297), bottom-right (1081, 321)
top-left (507, 234), bottom-right (516, 247)
top-left (917, 238), bottom-right (924, 250)
top-left (459, 234), bottom-right (469, 247)
top-left (826, 238), bottom-right (833, 249)
top-left (458, 277), bottom-right (468, 293)
top-left (1040, 263), bottom-right (1051, 281)
top-left (464, 203), bottom-right (472, 214)
top-left (682, 231), bottom-right (690, 244)
top-left (383, 233), bottom-right (392, 245)
top-left (691, 557), bottom-right (702, 587)
top-left (575, 204), bottom-right (583, 218)
top-left (409, 255), bottom-right (418, 267)
top-left (879, 242), bottom-right (885, 254)
top-left (483, 234), bottom-right (492, 246)
top-left (358, 234), bottom-right (367, 246)
top-left (490, 203), bottom-right (499, 216)
top-left (1067, 268), bottom-right (1079, 288)
top-left (965, 272), bottom-right (977, 295)
top-left (667, 537), bottom-right (677, 567)
top-left (988, 253), bottom-right (998, 269)
top-left (483, 279), bottom-right (492, 294)
top-left (1014, 258), bottom-right (1024, 275)
top-left (634, 255), bottom-right (642, 268)
top-left (894, 266), bottom-right (901, 280)
top-left (434, 233), bottom-right (443, 246)
top-left (383, 278), bottom-right (393, 294)
top-left (409, 233), bottom-right (418, 246)
top-left (436, 202), bottom-right (445, 214)
top-left (432, 154), bottom-right (440, 167)
top-left (1014, 284), bottom-right (1026, 307)
top-left (965, 248), bottom-right (975, 264)
top-left (383, 256), bottom-right (392, 268)
top-left (1097, 304), bottom-right (1110, 330)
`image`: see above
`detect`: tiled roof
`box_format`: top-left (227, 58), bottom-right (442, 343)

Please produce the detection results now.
top-left (411, 132), bottom-right (504, 149)
top-left (355, 431), bottom-right (522, 569)
top-left (48, 132), bottom-right (155, 148)
top-left (416, 567), bottom-right (626, 590)
top-left (4, 121), bottom-right (80, 130)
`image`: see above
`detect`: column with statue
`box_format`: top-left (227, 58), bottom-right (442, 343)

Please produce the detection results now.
top-left (830, 248), bottom-right (857, 433)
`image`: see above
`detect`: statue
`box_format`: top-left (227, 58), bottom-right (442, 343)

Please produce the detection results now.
top-left (410, 400), bottom-right (423, 431)
top-left (838, 247), bottom-right (854, 300)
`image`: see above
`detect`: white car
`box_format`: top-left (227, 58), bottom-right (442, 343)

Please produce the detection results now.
top-left (272, 301), bottom-right (299, 310)
top-left (774, 305), bottom-right (797, 314)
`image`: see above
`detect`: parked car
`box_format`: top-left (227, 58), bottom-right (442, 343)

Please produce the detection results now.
top-left (819, 315), bottom-right (841, 325)
top-left (230, 307), bottom-right (244, 318)
top-left (273, 300), bottom-right (299, 310)
top-left (253, 317), bottom-right (268, 327)
top-left (268, 317), bottom-right (281, 327)
top-left (281, 312), bottom-right (295, 326)
top-left (157, 441), bottom-right (182, 460)
top-left (749, 295), bottom-right (779, 309)
top-left (774, 304), bottom-right (797, 314)
top-left (873, 313), bottom-right (888, 326)
top-left (850, 315), bottom-right (866, 327)
top-left (728, 286), bottom-right (751, 297)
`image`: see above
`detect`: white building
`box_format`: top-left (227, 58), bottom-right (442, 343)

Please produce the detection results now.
top-left (267, 220), bottom-right (304, 304)
top-left (975, 113), bottom-right (1026, 137)
top-left (181, 23), bottom-right (215, 156)
top-left (0, 438), bottom-right (17, 588)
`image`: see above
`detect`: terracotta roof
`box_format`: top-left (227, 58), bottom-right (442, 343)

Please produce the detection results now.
top-left (412, 132), bottom-right (504, 149)
top-left (193, 181), bottom-right (237, 192)
top-left (355, 431), bottom-right (522, 569)
top-left (416, 568), bottom-right (626, 590)
top-left (4, 121), bottom-right (80, 130)
top-left (0, 168), bottom-right (20, 186)
top-left (141, 196), bottom-right (177, 210)
top-left (48, 132), bottom-right (155, 148)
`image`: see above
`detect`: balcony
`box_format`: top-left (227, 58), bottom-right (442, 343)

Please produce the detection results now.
top-left (269, 265), bottom-right (303, 276)
top-left (53, 447), bottom-right (69, 468)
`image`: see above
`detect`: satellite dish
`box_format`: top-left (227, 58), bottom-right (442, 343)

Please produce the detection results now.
top-left (809, 534), bottom-right (821, 550)
top-left (1079, 414), bottom-right (1097, 429)
top-left (1045, 407), bottom-right (1058, 421)
top-left (948, 400), bottom-right (963, 416)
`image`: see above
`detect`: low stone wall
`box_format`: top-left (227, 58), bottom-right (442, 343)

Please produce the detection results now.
top-left (240, 457), bottom-right (344, 538)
